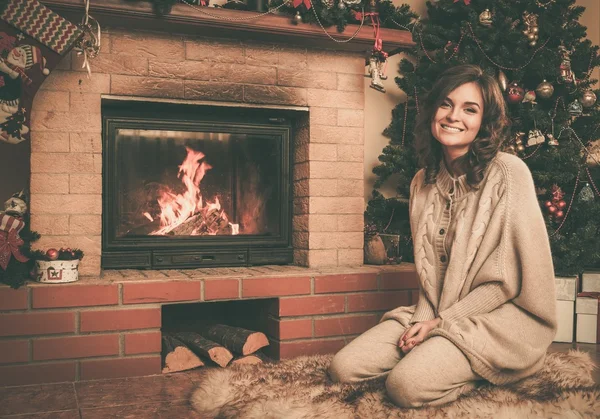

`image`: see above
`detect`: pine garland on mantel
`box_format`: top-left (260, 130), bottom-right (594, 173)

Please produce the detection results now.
top-left (149, 0), bottom-right (418, 34)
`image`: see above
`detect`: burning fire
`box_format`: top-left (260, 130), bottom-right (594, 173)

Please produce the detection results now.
top-left (143, 146), bottom-right (239, 236)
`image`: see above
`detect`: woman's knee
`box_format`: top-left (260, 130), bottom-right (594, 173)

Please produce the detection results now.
top-left (385, 367), bottom-right (423, 408)
top-left (328, 351), bottom-right (360, 383)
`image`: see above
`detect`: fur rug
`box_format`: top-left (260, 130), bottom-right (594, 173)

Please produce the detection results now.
top-left (190, 350), bottom-right (600, 418)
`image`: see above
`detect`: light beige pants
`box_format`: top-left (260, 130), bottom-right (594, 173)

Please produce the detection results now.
top-left (328, 320), bottom-right (483, 408)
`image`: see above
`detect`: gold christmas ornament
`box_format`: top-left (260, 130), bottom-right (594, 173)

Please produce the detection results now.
top-left (497, 69), bottom-right (508, 91)
top-left (292, 11), bottom-right (302, 24)
top-left (479, 9), bottom-right (492, 27)
top-left (514, 131), bottom-right (526, 152)
top-left (535, 79), bottom-right (554, 99)
top-left (581, 90), bottom-right (597, 108)
top-left (522, 11), bottom-right (539, 47)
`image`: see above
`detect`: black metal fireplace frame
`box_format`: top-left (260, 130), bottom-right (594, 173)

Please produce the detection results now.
top-left (101, 99), bottom-right (297, 269)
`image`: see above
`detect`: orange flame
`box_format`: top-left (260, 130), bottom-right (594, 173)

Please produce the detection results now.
top-left (147, 147), bottom-right (239, 236)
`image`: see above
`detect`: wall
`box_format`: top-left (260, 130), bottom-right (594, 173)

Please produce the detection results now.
top-left (363, 0), bottom-right (600, 202)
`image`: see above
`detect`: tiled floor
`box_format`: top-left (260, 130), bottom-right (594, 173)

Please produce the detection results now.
top-left (0, 343), bottom-right (598, 418)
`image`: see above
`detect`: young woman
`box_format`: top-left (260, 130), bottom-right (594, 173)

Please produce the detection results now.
top-left (328, 64), bottom-right (557, 408)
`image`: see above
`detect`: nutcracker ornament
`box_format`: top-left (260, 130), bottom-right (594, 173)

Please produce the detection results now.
top-left (568, 99), bottom-right (583, 118)
top-left (522, 11), bottom-right (539, 47)
top-left (367, 52), bottom-right (386, 93)
top-left (545, 185), bottom-right (567, 221)
top-left (506, 81), bottom-right (525, 104)
top-left (558, 44), bottom-right (577, 85)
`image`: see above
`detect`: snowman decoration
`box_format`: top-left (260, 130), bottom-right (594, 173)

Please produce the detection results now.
top-left (0, 190), bottom-right (29, 271)
top-left (0, 42), bottom-right (49, 144)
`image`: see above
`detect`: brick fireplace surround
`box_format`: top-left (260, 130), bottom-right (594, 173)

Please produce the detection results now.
top-left (0, 3), bottom-right (418, 386)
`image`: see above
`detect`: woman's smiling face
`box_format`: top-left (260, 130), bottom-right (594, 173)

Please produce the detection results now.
top-left (430, 81), bottom-right (484, 161)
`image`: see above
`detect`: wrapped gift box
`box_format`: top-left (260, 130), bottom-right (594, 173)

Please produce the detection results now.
top-left (554, 276), bottom-right (577, 343)
top-left (575, 292), bottom-right (600, 344)
top-left (581, 271), bottom-right (600, 293)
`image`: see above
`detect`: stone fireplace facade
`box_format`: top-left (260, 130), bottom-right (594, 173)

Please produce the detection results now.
top-left (29, 29), bottom-right (367, 275)
top-left (0, 25), bottom-right (418, 386)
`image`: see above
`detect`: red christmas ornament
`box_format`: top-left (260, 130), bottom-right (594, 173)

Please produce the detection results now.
top-left (545, 200), bottom-right (552, 208)
top-left (46, 248), bottom-right (59, 260)
top-left (548, 205), bottom-right (557, 214)
top-left (557, 200), bottom-right (566, 209)
top-left (506, 82), bottom-right (525, 104)
top-left (555, 210), bottom-right (564, 219)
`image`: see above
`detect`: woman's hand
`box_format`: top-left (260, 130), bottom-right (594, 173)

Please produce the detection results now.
top-left (398, 318), bottom-right (441, 354)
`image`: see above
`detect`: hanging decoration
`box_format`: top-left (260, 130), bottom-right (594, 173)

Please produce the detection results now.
top-left (568, 99), bottom-right (583, 118)
top-left (535, 79), bottom-right (554, 99)
top-left (546, 132), bottom-right (559, 146)
top-left (0, 0), bottom-right (83, 145)
top-left (359, 0), bottom-right (388, 93)
top-left (578, 183), bottom-right (594, 202)
top-left (497, 69), bottom-right (508, 91)
top-left (522, 90), bottom-right (537, 105)
top-left (506, 131), bottom-right (526, 153)
top-left (478, 9), bottom-right (492, 27)
top-left (522, 11), bottom-right (539, 47)
top-left (558, 43), bottom-right (577, 85)
top-left (506, 81), bottom-right (525, 104)
top-left (73, 0), bottom-right (101, 77)
top-left (527, 129), bottom-right (545, 147)
top-left (580, 89), bottom-right (597, 108)
top-left (292, 10), bottom-right (303, 23)
top-left (545, 185), bottom-right (567, 221)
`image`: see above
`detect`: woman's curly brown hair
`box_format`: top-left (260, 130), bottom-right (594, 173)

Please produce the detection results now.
top-left (413, 64), bottom-right (509, 187)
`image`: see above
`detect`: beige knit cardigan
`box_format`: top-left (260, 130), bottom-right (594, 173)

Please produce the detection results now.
top-left (382, 152), bottom-right (557, 385)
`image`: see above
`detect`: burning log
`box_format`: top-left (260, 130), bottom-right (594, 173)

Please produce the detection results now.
top-left (199, 324), bottom-right (269, 356)
top-left (161, 334), bottom-right (204, 374)
top-left (173, 331), bottom-right (233, 368)
top-left (169, 208), bottom-right (233, 236)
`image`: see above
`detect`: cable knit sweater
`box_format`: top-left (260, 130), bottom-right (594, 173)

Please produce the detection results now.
top-left (382, 152), bottom-right (557, 385)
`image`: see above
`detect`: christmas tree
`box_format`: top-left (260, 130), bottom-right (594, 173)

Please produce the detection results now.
top-left (367, 0), bottom-right (600, 275)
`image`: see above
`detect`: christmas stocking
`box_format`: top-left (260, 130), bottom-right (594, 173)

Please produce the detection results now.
top-left (0, 0), bottom-right (82, 144)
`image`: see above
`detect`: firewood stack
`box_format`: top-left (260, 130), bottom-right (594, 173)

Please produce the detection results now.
top-left (161, 324), bottom-right (269, 373)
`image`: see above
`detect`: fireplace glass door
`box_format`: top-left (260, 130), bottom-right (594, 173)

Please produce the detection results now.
top-left (102, 101), bottom-right (294, 269)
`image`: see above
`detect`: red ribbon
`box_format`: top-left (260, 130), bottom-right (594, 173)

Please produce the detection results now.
top-left (292, 0), bottom-right (311, 9)
top-left (0, 229), bottom-right (28, 270)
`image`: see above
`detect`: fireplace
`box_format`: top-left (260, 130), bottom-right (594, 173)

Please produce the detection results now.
top-left (102, 99), bottom-right (301, 269)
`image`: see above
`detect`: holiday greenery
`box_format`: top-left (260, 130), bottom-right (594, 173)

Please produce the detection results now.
top-left (149, 0), bottom-right (417, 33)
top-left (367, 0), bottom-right (600, 276)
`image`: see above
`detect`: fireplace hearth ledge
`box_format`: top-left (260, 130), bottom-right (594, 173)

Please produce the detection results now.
top-left (21, 263), bottom-right (417, 285)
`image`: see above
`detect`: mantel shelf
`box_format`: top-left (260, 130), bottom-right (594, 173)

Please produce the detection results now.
top-left (42, 0), bottom-right (414, 54)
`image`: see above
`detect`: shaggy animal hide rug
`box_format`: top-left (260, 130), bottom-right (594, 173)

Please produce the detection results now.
top-left (190, 350), bottom-right (600, 418)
